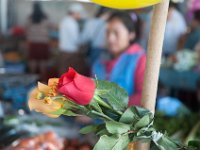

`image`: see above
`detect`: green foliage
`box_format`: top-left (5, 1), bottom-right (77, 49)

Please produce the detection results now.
top-left (188, 140), bottom-right (200, 150)
top-left (105, 121), bottom-right (130, 134)
top-left (95, 80), bottom-right (128, 112)
top-left (80, 125), bottom-right (100, 134)
top-left (51, 80), bottom-right (195, 150)
top-left (93, 135), bottom-right (130, 150)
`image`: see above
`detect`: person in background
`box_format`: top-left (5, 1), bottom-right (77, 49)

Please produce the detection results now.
top-left (194, 41), bottom-right (200, 71)
top-left (25, 2), bottom-right (53, 80)
top-left (196, 79), bottom-right (200, 107)
top-left (80, 7), bottom-right (112, 66)
top-left (163, 2), bottom-right (187, 56)
top-left (92, 11), bottom-right (146, 106)
top-left (185, 9), bottom-right (200, 50)
top-left (186, 0), bottom-right (200, 22)
top-left (0, 51), bottom-right (3, 68)
top-left (59, 3), bottom-right (86, 75)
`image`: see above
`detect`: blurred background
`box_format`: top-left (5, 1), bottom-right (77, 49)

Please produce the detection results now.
top-left (0, 0), bottom-right (200, 149)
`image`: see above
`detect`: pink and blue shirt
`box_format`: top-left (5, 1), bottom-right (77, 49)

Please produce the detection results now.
top-left (92, 43), bottom-right (146, 106)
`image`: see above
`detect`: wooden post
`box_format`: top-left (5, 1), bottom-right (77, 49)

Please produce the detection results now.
top-left (135, 0), bottom-right (170, 149)
top-left (142, 0), bottom-right (170, 113)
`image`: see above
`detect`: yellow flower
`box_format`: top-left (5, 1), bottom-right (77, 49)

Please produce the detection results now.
top-left (28, 78), bottom-right (64, 118)
top-left (92, 0), bottom-right (161, 9)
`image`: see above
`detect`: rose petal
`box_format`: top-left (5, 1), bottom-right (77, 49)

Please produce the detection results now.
top-left (38, 82), bottom-right (50, 95)
top-left (59, 67), bottom-right (76, 86)
top-left (58, 74), bottom-right (72, 88)
top-left (58, 67), bottom-right (95, 105)
top-left (66, 67), bottom-right (76, 79)
top-left (29, 88), bottom-right (38, 100)
top-left (28, 96), bottom-right (63, 118)
top-left (29, 98), bottom-right (62, 112)
top-left (58, 82), bottom-right (93, 105)
top-left (74, 73), bottom-right (95, 92)
top-left (48, 78), bottom-right (59, 87)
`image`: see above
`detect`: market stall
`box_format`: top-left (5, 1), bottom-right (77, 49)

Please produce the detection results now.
top-left (1, 0), bottom-right (200, 150)
top-left (160, 68), bottom-right (200, 91)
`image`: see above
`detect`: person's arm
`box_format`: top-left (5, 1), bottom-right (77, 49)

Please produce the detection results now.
top-left (79, 20), bottom-right (92, 45)
top-left (128, 54), bottom-right (146, 106)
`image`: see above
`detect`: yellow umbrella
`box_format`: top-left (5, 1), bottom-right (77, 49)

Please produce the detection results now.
top-left (91, 0), bottom-right (161, 9)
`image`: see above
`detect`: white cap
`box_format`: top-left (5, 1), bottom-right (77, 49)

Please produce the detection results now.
top-left (68, 3), bottom-right (85, 14)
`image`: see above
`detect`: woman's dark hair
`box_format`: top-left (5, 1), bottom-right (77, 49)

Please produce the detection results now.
top-left (96, 7), bottom-right (112, 17)
top-left (31, 2), bottom-right (47, 24)
top-left (194, 10), bottom-right (200, 22)
top-left (107, 11), bottom-right (141, 43)
top-left (169, 2), bottom-right (178, 9)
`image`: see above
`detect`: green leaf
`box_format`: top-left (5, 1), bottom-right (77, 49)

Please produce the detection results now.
top-left (63, 100), bottom-right (79, 109)
top-left (120, 106), bottom-right (153, 126)
top-left (94, 124), bottom-right (110, 136)
top-left (93, 135), bottom-right (117, 150)
top-left (134, 115), bottom-right (150, 129)
top-left (95, 80), bottom-right (128, 111)
top-left (134, 107), bottom-right (152, 118)
top-left (152, 132), bottom-right (177, 150)
top-left (93, 135), bottom-right (130, 150)
top-left (90, 110), bottom-right (114, 121)
top-left (113, 135), bottom-right (130, 150)
top-left (120, 107), bottom-right (138, 124)
top-left (51, 108), bottom-right (79, 116)
top-left (105, 121), bottom-right (130, 134)
top-left (80, 125), bottom-right (99, 134)
top-left (185, 121), bottom-right (200, 144)
top-left (51, 108), bottom-right (66, 115)
top-left (188, 140), bottom-right (200, 150)
top-left (96, 129), bottom-right (109, 136)
top-left (90, 100), bottom-right (102, 113)
top-left (62, 110), bottom-right (79, 116)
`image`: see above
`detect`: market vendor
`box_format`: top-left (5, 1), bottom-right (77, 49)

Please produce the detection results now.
top-left (92, 11), bottom-right (146, 106)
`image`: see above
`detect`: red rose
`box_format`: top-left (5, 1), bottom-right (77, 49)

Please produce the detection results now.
top-left (58, 67), bottom-right (95, 105)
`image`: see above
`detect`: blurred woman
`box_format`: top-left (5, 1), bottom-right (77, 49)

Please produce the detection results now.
top-left (92, 11), bottom-right (146, 106)
top-left (25, 2), bottom-right (53, 79)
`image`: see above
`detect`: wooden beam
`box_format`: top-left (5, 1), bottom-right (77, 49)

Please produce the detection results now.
top-left (135, 0), bottom-right (170, 149)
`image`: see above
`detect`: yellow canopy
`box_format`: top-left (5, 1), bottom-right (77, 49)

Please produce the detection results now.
top-left (91, 0), bottom-right (161, 9)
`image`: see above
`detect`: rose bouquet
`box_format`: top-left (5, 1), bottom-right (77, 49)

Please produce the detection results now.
top-left (29, 68), bottom-right (191, 150)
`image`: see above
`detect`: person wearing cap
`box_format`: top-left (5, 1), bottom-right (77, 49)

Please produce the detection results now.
top-left (59, 3), bottom-right (86, 75)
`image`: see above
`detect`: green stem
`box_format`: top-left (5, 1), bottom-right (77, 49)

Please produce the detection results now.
top-left (94, 95), bottom-right (112, 110)
top-left (91, 110), bottom-right (114, 121)
top-left (94, 95), bottom-right (123, 116)
top-left (123, 130), bottom-right (138, 136)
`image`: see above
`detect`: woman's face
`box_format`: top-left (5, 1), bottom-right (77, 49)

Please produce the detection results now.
top-left (106, 18), bottom-right (135, 56)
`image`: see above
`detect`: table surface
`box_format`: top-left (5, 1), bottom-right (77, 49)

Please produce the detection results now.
top-left (0, 74), bottom-right (39, 84)
top-left (159, 68), bottom-right (200, 91)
